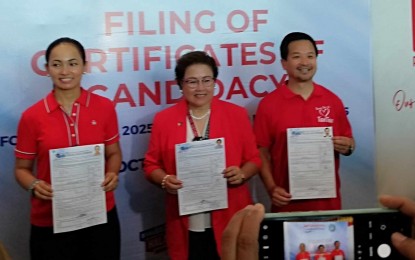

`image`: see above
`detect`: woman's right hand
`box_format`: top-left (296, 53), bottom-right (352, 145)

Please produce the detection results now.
top-left (32, 180), bottom-right (53, 200)
top-left (269, 186), bottom-right (292, 207)
top-left (163, 175), bottom-right (183, 194)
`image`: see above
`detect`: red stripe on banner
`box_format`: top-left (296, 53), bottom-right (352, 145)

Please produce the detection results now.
top-left (316, 40), bottom-right (324, 55)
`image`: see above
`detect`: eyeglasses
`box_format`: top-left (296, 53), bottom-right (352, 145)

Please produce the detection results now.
top-left (182, 76), bottom-right (215, 89)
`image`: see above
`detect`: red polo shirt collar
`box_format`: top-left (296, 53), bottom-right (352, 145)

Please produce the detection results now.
top-left (43, 88), bottom-right (90, 113)
top-left (281, 82), bottom-right (324, 99)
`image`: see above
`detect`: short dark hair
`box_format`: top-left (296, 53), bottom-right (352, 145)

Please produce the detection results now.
top-left (280, 32), bottom-right (318, 60)
top-left (175, 51), bottom-right (218, 89)
top-left (45, 37), bottom-right (86, 64)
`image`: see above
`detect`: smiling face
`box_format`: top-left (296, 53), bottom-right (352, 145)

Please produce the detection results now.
top-left (45, 43), bottom-right (85, 92)
top-left (182, 63), bottom-right (215, 110)
top-left (281, 39), bottom-right (317, 84)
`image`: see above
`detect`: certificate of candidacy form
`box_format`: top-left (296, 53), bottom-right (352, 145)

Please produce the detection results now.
top-left (49, 144), bottom-right (107, 233)
top-left (287, 127), bottom-right (336, 200)
top-left (175, 138), bottom-right (228, 216)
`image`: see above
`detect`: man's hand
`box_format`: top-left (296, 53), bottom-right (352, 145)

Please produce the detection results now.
top-left (222, 204), bottom-right (265, 260)
top-left (379, 195), bottom-right (415, 260)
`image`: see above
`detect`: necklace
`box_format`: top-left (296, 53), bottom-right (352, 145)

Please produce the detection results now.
top-left (189, 109), bottom-right (210, 120)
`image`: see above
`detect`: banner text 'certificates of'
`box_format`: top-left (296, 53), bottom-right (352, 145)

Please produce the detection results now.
top-left (50, 144), bottom-right (107, 233)
top-left (175, 138), bottom-right (227, 216)
top-left (287, 127), bottom-right (336, 200)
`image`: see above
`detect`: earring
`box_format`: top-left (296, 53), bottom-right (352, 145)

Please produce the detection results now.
top-left (83, 72), bottom-right (87, 74)
top-left (180, 89), bottom-right (183, 94)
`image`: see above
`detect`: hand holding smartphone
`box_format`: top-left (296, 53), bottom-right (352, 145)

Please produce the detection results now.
top-left (259, 208), bottom-right (412, 260)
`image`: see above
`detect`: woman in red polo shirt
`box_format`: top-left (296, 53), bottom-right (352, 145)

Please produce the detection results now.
top-left (14, 37), bottom-right (122, 260)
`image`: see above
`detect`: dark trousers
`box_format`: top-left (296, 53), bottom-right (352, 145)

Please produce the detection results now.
top-left (188, 228), bottom-right (220, 260)
top-left (30, 207), bottom-right (120, 260)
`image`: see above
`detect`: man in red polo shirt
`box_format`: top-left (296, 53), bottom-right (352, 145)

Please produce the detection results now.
top-left (330, 241), bottom-right (346, 260)
top-left (296, 243), bottom-right (311, 260)
top-left (314, 245), bottom-right (331, 260)
top-left (254, 32), bottom-right (354, 213)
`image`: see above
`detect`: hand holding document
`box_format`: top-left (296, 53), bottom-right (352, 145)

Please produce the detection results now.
top-left (49, 144), bottom-right (107, 233)
top-left (175, 138), bottom-right (228, 216)
top-left (287, 127), bottom-right (336, 200)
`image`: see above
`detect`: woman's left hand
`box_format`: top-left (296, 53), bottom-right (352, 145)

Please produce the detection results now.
top-left (223, 166), bottom-right (245, 185)
top-left (102, 171), bottom-right (119, 192)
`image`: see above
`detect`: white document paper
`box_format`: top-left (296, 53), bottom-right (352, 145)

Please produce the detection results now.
top-left (175, 138), bottom-right (228, 216)
top-left (287, 127), bottom-right (336, 200)
top-left (49, 144), bottom-right (107, 233)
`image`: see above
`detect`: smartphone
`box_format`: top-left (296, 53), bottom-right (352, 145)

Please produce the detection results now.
top-left (259, 208), bottom-right (412, 260)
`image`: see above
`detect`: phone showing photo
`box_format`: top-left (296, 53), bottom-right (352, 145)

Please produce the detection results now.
top-left (259, 208), bottom-right (412, 260)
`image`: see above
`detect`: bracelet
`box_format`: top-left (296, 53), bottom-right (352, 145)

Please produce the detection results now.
top-left (161, 175), bottom-right (171, 189)
top-left (27, 179), bottom-right (40, 194)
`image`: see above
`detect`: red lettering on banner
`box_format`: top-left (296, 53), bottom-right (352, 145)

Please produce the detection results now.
top-left (139, 11), bottom-right (157, 35)
top-left (220, 44), bottom-right (239, 66)
top-left (250, 75), bottom-right (271, 98)
top-left (87, 49), bottom-right (107, 73)
top-left (259, 42), bottom-right (276, 64)
top-left (252, 10), bottom-right (268, 31)
top-left (104, 11), bottom-right (217, 35)
top-left (227, 10), bottom-right (250, 33)
top-left (393, 89), bottom-right (415, 111)
top-left (144, 46), bottom-right (162, 70)
top-left (105, 12), bottom-right (124, 36)
top-left (31, 50), bottom-right (47, 76)
top-left (165, 46), bottom-right (172, 69)
top-left (109, 47), bottom-right (130, 72)
top-left (128, 12), bottom-right (134, 35)
top-left (139, 82), bottom-right (161, 106)
top-left (133, 47), bottom-right (139, 71)
top-left (31, 41), bottom-right (278, 75)
top-left (87, 74), bottom-right (281, 107)
top-left (195, 11), bottom-right (215, 33)
top-left (241, 43), bottom-right (257, 65)
top-left (227, 10), bottom-right (268, 33)
top-left (316, 40), bottom-right (324, 55)
top-left (226, 77), bottom-right (249, 99)
top-left (114, 84), bottom-right (136, 107)
top-left (170, 11), bottom-right (190, 34)
top-left (138, 81), bottom-right (161, 106)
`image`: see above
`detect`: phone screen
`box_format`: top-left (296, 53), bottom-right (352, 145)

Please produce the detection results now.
top-left (259, 209), bottom-right (412, 260)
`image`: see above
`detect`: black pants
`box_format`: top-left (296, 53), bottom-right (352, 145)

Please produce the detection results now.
top-left (30, 207), bottom-right (120, 260)
top-left (188, 228), bottom-right (220, 260)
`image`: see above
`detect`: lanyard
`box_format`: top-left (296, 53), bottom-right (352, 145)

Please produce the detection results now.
top-left (187, 110), bottom-right (210, 141)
